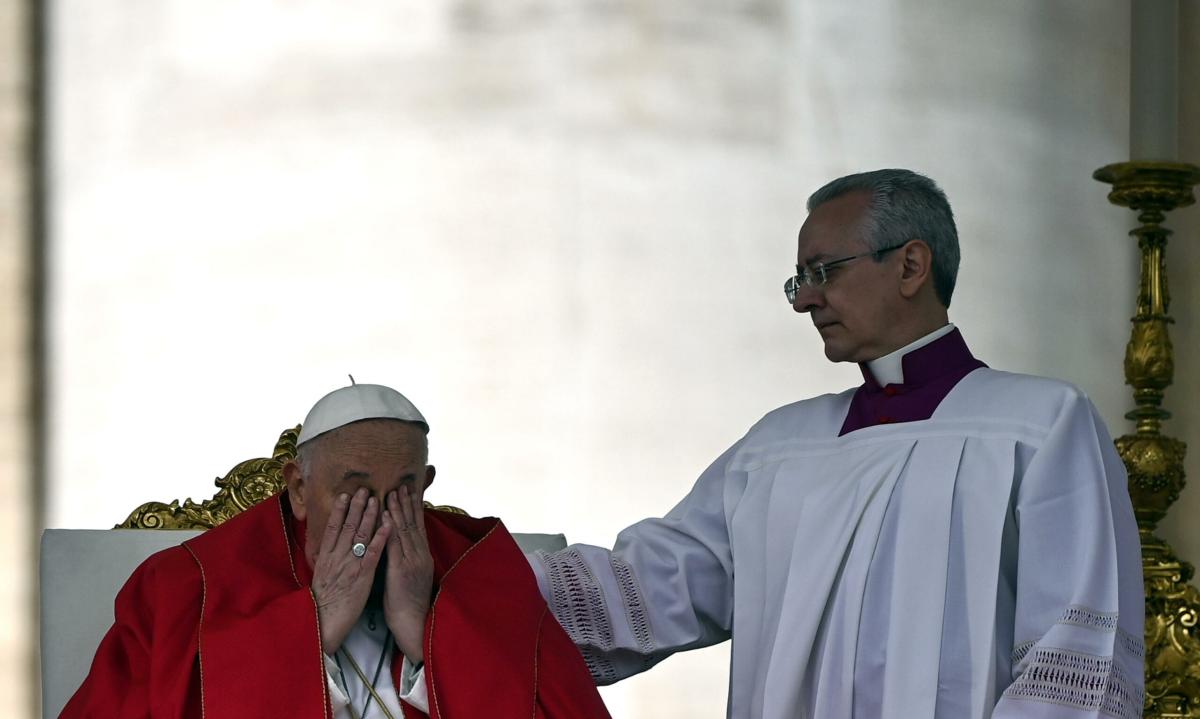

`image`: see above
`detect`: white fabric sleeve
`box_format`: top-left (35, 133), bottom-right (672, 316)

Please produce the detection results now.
top-left (530, 441), bottom-right (742, 684)
top-left (323, 654), bottom-right (353, 718)
top-left (398, 657), bottom-right (429, 714)
top-left (991, 393), bottom-right (1145, 718)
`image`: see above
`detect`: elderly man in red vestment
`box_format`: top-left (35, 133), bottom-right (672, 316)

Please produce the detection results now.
top-left (63, 383), bottom-right (609, 719)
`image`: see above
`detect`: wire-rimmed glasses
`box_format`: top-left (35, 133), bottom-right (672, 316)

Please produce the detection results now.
top-left (784, 243), bottom-right (908, 304)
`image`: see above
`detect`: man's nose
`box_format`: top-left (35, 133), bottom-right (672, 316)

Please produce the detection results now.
top-left (792, 284), bottom-right (824, 313)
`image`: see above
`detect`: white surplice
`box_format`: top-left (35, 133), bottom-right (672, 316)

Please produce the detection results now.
top-left (531, 368), bottom-right (1144, 718)
top-left (324, 611), bottom-right (427, 719)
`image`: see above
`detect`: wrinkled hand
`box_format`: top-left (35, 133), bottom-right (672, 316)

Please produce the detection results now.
top-left (311, 488), bottom-right (390, 655)
top-left (382, 485), bottom-right (435, 664)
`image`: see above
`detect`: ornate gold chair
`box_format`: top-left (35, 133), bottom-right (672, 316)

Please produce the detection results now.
top-left (39, 427), bottom-right (566, 717)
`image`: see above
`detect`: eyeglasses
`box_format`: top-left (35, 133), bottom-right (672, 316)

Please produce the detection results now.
top-left (784, 243), bottom-right (908, 304)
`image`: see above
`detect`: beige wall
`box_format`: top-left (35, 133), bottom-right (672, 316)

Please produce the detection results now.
top-left (1156, 3), bottom-right (1200, 572)
top-left (43, 2), bottom-right (1135, 715)
top-left (0, 0), bottom-right (32, 716)
top-left (23, 1), bottom-right (1199, 716)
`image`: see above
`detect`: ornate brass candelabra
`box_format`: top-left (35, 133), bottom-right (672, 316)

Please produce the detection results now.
top-left (1095, 161), bottom-right (1200, 718)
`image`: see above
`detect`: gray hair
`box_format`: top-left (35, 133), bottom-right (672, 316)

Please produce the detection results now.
top-left (806, 169), bottom-right (960, 307)
top-left (295, 438), bottom-right (321, 478)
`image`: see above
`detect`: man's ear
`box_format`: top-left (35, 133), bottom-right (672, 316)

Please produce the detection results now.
top-left (283, 460), bottom-right (308, 521)
top-left (898, 240), bottom-right (933, 300)
top-left (422, 465), bottom-right (436, 492)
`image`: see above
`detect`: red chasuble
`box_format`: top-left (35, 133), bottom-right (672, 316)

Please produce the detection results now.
top-left (62, 494), bottom-right (610, 719)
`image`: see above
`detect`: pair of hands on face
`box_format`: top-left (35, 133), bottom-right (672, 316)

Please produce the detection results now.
top-left (310, 485), bottom-right (433, 664)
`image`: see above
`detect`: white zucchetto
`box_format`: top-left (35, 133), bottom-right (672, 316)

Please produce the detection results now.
top-left (297, 382), bottom-right (428, 446)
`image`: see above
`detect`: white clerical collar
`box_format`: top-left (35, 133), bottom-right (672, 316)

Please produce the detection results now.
top-left (865, 323), bottom-right (955, 387)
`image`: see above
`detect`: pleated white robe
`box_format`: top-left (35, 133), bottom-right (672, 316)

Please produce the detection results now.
top-left (532, 369), bottom-right (1144, 718)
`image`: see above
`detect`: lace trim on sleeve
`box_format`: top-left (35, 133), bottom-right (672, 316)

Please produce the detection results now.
top-left (1011, 606), bottom-right (1146, 666)
top-left (579, 646), bottom-right (619, 684)
top-left (538, 548), bottom-right (615, 652)
top-left (538, 549), bottom-right (664, 683)
top-left (1012, 639), bottom-right (1037, 665)
top-left (610, 554), bottom-right (656, 656)
top-left (1003, 647), bottom-right (1142, 719)
top-left (1060, 605), bottom-right (1119, 632)
top-left (1007, 604), bottom-right (1145, 718)
top-left (1118, 626), bottom-right (1145, 661)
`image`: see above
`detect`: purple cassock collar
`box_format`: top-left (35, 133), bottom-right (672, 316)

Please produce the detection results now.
top-left (838, 327), bottom-right (987, 436)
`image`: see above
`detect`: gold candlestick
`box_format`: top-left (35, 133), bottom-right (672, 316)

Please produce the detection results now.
top-left (1095, 160), bottom-right (1200, 718)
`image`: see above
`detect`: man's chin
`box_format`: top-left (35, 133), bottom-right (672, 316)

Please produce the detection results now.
top-left (822, 342), bottom-right (853, 363)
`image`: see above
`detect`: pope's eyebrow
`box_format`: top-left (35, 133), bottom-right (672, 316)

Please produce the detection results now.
top-left (340, 470), bottom-right (419, 484)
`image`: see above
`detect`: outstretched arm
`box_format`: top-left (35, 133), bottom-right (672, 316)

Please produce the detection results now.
top-left (529, 441), bottom-right (742, 684)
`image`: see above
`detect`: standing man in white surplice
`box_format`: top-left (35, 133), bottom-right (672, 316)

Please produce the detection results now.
top-left (528, 169), bottom-right (1145, 718)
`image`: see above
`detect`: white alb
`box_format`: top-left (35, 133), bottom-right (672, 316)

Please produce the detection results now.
top-left (532, 368), bottom-right (1144, 718)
